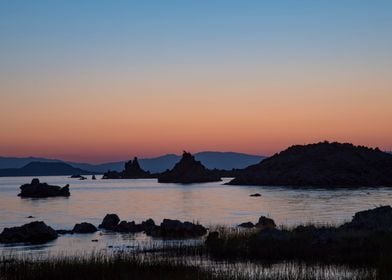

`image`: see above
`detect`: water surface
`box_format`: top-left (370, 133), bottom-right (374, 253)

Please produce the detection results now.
top-left (1, 176), bottom-right (391, 254)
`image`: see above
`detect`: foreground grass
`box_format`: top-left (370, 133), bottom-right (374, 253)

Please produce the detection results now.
top-left (0, 252), bottom-right (377, 280)
top-left (206, 225), bottom-right (392, 267)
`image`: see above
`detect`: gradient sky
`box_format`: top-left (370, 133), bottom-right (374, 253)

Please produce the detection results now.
top-left (1, 0), bottom-right (391, 163)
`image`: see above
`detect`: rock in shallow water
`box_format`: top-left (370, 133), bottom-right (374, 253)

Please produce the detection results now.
top-left (99, 214), bottom-right (120, 230)
top-left (18, 178), bottom-right (70, 198)
top-left (148, 219), bottom-right (207, 238)
top-left (0, 221), bottom-right (58, 244)
top-left (158, 151), bottom-right (221, 184)
top-left (72, 222), bottom-right (97, 233)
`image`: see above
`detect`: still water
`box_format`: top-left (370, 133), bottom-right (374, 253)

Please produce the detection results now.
top-left (0, 176), bottom-right (391, 254)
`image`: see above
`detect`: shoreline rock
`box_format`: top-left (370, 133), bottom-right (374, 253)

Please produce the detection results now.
top-left (0, 221), bottom-right (58, 244)
top-left (99, 214), bottom-right (120, 230)
top-left (72, 222), bottom-right (97, 233)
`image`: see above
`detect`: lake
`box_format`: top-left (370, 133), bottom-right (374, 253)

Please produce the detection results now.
top-left (1, 175), bottom-right (391, 255)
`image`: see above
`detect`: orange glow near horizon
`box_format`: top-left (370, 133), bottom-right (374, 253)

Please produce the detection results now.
top-left (1, 76), bottom-right (391, 163)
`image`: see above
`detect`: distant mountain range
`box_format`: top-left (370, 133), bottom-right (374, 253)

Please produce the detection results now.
top-left (0, 152), bottom-right (265, 176)
top-left (0, 162), bottom-right (94, 177)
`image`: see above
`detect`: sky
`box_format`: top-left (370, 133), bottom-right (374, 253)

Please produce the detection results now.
top-left (0, 0), bottom-right (391, 163)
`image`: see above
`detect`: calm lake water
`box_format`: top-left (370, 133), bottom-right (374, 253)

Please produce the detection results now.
top-left (1, 176), bottom-right (392, 255)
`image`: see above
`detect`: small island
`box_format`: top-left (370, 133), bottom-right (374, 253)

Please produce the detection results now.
top-left (102, 157), bottom-right (152, 179)
top-left (18, 178), bottom-right (70, 198)
top-left (158, 151), bottom-right (221, 184)
top-left (228, 141), bottom-right (392, 187)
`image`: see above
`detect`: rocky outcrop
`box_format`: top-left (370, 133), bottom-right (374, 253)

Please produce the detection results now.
top-left (341, 205), bottom-right (392, 232)
top-left (122, 157), bottom-right (151, 178)
top-left (115, 221), bottom-right (142, 233)
top-left (158, 152), bottom-right (221, 184)
top-left (72, 222), bottom-right (97, 233)
top-left (102, 157), bottom-right (151, 179)
top-left (147, 219), bottom-right (207, 238)
top-left (256, 216), bottom-right (276, 230)
top-left (238, 216), bottom-right (275, 229)
top-left (228, 141), bottom-right (392, 187)
top-left (18, 178), bottom-right (70, 198)
top-left (0, 221), bottom-right (58, 244)
top-left (98, 214), bottom-right (120, 230)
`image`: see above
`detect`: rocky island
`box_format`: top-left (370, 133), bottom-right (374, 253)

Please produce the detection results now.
top-left (158, 151), bottom-right (221, 184)
top-left (18, 178), bottom-right (70, 198)
top-left (228, 141), bottom-right (392, 187)
top-left (102, 157), bottom-right (152, 179)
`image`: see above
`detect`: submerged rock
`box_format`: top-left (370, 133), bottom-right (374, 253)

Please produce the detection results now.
top-left (56, 229), bottom-right (73, 235)
top-left (0, 221), bottom-right (58, 244)
top-left (250, 193), bottom-right (261, 197)
top-left (99, 214), bottom-right (120, 230)
top-left (18, 178), bottom-right (70, 198)
top-left (72, 222), bottom-right (97, 233)
top-left (158, 151), bottom-right (221, 184)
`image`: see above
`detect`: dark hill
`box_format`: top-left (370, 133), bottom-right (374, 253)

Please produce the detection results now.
top-left (228, 142), bottom-right (392, 187)
top-left (0, 162), bottom-right (94, 177)
top-left (158, 152), bottom-right (221, 184)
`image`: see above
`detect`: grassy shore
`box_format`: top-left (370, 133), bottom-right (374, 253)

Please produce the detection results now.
top-left (206, 225), bottom-right (392, 266)
top-left (2, 224), bottom-right (392, 279)
top-left (0, 252), bottom-right (377, 280)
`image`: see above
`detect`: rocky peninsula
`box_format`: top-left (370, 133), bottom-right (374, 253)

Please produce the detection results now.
top-left (228, 141), bottom-right (392, 187)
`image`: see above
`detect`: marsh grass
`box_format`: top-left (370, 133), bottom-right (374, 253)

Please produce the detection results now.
top-left (1, 223), bottom-right (392, 280)
top-left (0, 252), bottom-right (378, 280)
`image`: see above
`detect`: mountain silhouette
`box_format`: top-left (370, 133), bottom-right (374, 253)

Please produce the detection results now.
top-left (0, 152), bottom-right (264, 173)
top-left (0, 162), bottom-right (94, 177)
